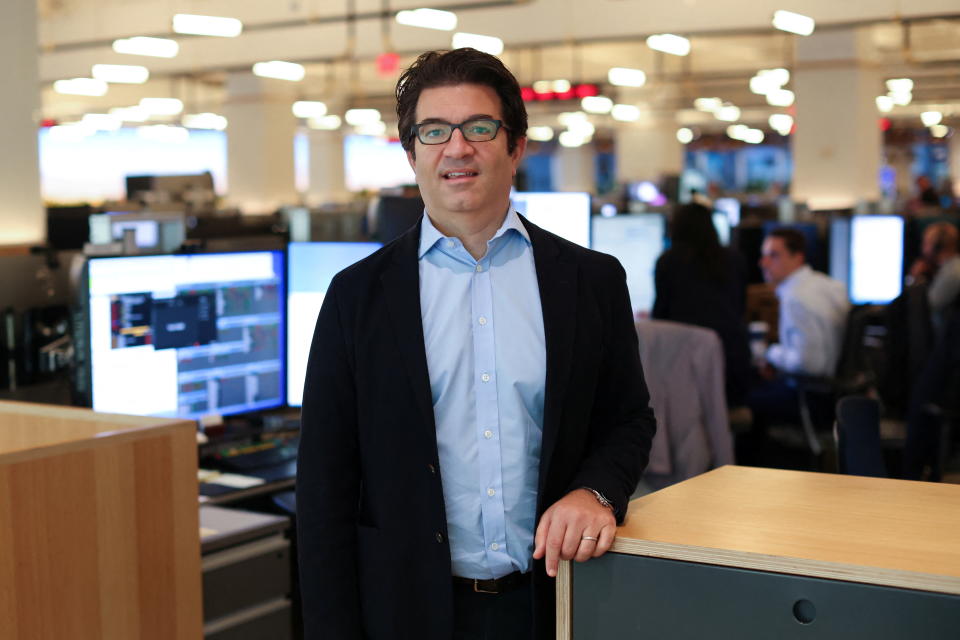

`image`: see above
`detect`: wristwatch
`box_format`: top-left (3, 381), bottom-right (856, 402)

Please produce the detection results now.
top-left (580, 487), bottom-right (615, 512)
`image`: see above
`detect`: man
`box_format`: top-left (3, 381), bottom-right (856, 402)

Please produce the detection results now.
top-left (908, 222), bottom-right (960, 338)
top-left (759, 228), bottom-right (849, 378)
top-left (296, 48), bottom-right (655, 640)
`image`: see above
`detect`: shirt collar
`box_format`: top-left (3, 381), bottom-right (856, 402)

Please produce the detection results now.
top-left (418, 204), bottom-right (531, 260)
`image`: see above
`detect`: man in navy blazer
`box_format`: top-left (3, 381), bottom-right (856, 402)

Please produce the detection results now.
top-left (297, 48), bottom-right (656, 639)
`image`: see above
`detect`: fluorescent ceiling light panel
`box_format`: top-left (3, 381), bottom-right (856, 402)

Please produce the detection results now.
top-left (608, 67), bottom-right (647, 88)
top-left (694, 97), bottom-right (722, 112)
top-left (766, 89), bottom-right (795, 107)
top-left (920, 111), bottom-right (943, 127)
top-left (875, 96), bottom-right (894, 113)
top-left (772, 10), bottom-right (815, 36)
top-left (581, 96), bottom-right (613, 114)
top-left (355, 121), bottom-right (388, 136)
top-left (395, 8), bottom-right (457, 31)
top-left (743, 128), bottom-right (765, 144)
top-left (715, 105), bottom-right (741, 122)
top-left (726, 124), bottom-right (749, 140)
top-left (769, 113), bottom-right (794, 135)
top-left (930, 124), bottom-right (949, 138)
top-left (292, 101), bottom-right (328, 118)
top-left (308, 115), bottom-right (342, 130)
top-left (253, 61), bottom-right (305, 82)
top-left (182, 113), bottom-right (228, 130)
top-left (139, 97), bottom-right (184, 115)
top-left (526, 126), bottom-right (554, 142)
top-left (646, 34), bottom-right (690, 56)
top-left (173, 14), bottom-right (242, 37)
top-left (611, 104), bottom-right (641, 122)
top-left (92, 64), bottom-right (149, 84)
top-left (452, 32), bottom-right (504, 55)
top-left (676, 127), bottom-right (694, 144)
top-left (345, 109), bottom-right (382, 126)
top-left (552, 80), bottom-right (572, 93)
top-left (112, 36), bottom-right (179, 58)
top-left (890, 92), bottom-right (912, 106)
top-left (110, 106), bottom-right (150, 122)
top-left (53, 78), bottom-right (108, 96)
top-left (558, 131), bottom-right (587, 148)
top-left (886, 78), bottom-right (913, 94)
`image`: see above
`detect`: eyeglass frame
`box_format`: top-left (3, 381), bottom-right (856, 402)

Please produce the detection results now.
top-left (410, 118), bottom-right (508, 145)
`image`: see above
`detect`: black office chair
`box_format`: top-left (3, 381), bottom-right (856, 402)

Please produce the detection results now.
top-left (835, 395), bottom-right (887, 478)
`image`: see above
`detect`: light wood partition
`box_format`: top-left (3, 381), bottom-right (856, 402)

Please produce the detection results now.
top-left (0, 401), bottom-right (203, 640)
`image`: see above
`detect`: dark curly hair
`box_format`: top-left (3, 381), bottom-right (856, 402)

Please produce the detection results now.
top-left (396, 48), bottom-right (527, 157)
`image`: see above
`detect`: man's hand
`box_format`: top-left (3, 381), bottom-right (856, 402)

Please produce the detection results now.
top-left (532, 488), bottom-right (616, 578)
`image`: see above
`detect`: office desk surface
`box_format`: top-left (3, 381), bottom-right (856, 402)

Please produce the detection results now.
top-left (610, 465), bottom-right (960, 595)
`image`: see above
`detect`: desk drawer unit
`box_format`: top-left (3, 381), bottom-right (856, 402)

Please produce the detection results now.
top-left (202, 534), bottom-right (291, 622)
top-left (571, 553), bottom-right (960, 639)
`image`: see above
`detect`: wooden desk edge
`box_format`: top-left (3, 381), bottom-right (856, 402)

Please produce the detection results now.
top-left (607, 538), bottom-right (960, 596)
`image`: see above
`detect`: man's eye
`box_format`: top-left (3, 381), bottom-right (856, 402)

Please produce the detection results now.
top-left (467, 122), bottom-right (493, 135)
top-left (423, 127), bottom-right (447, 138)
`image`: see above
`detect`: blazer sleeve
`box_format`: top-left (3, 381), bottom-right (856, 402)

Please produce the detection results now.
top-left (296, 279), bottom-right (363, 639)
top-left (566, 258), bottom-right (657, 522)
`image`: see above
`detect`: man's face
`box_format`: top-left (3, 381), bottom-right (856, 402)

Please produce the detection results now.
top-left (760, 236), bottom-right (804, 286)
top-left (406, 83), bottom-right (526, 226)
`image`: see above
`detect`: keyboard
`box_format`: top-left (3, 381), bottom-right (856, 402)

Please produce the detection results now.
top-left (216, 440), bottom-right (299, 472)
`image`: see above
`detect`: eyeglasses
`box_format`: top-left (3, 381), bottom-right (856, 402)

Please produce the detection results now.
top-left (412, 118), bottom-right (506, 145)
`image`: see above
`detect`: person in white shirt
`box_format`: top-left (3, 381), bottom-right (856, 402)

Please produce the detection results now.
top-left (759, 228), bottom-right (850, 377)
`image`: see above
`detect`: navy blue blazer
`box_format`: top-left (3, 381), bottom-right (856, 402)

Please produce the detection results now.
top-left (297, 215), bottom-right (656, 639)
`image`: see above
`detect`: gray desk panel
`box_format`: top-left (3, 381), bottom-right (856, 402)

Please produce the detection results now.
top-left (572, 553), bottom-right (960, 639)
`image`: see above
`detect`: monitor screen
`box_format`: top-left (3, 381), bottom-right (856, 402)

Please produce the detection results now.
top-left (712, 212), bottom-right (731, 246)
top-left (287, 242), bottom-right (382, 407)
top-left (86, 251), bottom-right (285, 420)
top-left (714, 198), bottom-right (741, 227)
top-left (829, 217), bottom-right (851, 286)
top-left (591, 214), bottom-right (666, 316)
top-left (511, 191), bottom-right (591, 248)
top-left (849, 215), bottom-right (904, 305)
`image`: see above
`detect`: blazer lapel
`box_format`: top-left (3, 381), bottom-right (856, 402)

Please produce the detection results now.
top-left (522, 217), bottom-right (578, 494)
top-left (380, 222), bottom-right (438, 437)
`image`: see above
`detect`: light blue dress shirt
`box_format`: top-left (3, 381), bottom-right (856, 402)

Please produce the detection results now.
top-left (418, 207), bottom-right (546, 579)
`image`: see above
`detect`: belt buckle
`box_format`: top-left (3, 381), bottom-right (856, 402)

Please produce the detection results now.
top-left (473, 578), bottom-right (498, 594)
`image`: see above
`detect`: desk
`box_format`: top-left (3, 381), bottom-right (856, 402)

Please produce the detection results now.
top-left (558, 465), bottom-right (960, 638)
top-left (199, 460), bottom-right (297, 505)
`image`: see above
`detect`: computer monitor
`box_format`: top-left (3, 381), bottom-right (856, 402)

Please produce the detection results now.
top-left (712, 212), bottom-right (731, 246)
top-left (714, 198), bottom-right (741, 227)
top-left (829, 217), bottom-right (851, 286)
top-left (88, 211), bottom-right (186, 252)
top-left (84, 251), bottom-right (285, 420)
top-left (591, 214), bottom-right (666, 316)
top-left (849, 215), bottom-right (904, 305)
top-left (511, 191), bottom-right (591, 248)
top-left (287, 242), bottom-right (382, 407)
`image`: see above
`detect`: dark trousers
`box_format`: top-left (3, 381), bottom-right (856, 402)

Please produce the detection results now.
top-left (452, 581), bottom-right (533, 640)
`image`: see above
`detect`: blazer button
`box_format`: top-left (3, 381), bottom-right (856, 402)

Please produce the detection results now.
top-left (436, 532), bottom-right (444, 543)
top-left (427, 463), bottom-right (436, 474)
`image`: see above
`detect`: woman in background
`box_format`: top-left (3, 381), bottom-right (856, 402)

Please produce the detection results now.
top-left (652, 202), bottom-right (751, 407)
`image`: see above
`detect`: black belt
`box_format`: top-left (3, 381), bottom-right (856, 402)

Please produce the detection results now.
top-left (452, 571), bottom-right (531, 594)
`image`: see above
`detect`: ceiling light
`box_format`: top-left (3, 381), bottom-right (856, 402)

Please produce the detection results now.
top-left (608, 67), bottom-right (647, 88)
top-left (558, 111), bottom-right (589, 126)
top-left (581, 96), bottom-right (613, 114)
top-left (726, 124), bottom-right (749, 140)
top-left (355, 121), bottom-right (388, 136)
top-left (875, 96), bottom-right (894, 113)
top-left (253, 61), bottom-right (305, 82)
top-left (345, 108), bottom-right (381, 126)
top-left (743, 128), bottom-right (765, 144)
top-left (766, 89), bottom-right (795, 107)
top-left (890, 91), bottom-right (912, 106)
top-left (769, 113), bottom-right (794, 135)
top-left (139, 97), bottom-right (184, 116)
top-left (81, 113), bottom-right (122, 131)
top-left (676, 127), bottom-right (694, 144)
top-left (646, 34), bottom-right (690, 56)
top-left (53, 78), bottom-right (108, 96)
top-left (886, 78), bottom-right (914, 94)
top-left (308, 115), bottom-right (343, 130)
top-left (694, 97), bottom-right (722, 112)
top-left (112, 36), bottom-right (179, 58)
top-left (526, 126), bottom-right (554, 142)
top-left (533, 80), bottom-right (553, 94)
top-left (715, 105), bottom-right (741, 122)
top-left (559, 131), bottom-right (587, 148)
top-left (137, 124), bottom-right (190, 143)
top-left (930, 124), bottom-right (949, 138)
top-left (452, 32), bottom-right (504, 55)
top-left (172, 14), bottom-right (242, 37)
top-left (772, 10), bottom-right (815, 36)
top-left (611, 104), bottom-right (641, 122)
top-left (110, 106), bottom-right (150, 122)
top-left (182, 113), bottom-right (228, 130)
top-left (920, 111), bottom-right (943, 127)
top-left (292, 101), bottom-right (328, 119)
top-left (395, 8), bottom-right (457, 31)
top-left (92, 64), bottom-right (149, 84)
top-left (552, 80), bottom-right (571, 93)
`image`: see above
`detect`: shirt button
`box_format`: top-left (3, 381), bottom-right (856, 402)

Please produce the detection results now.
top-left (481, 373), bottom-right (491, 383)
top-left (436, 532), bottom-right (444, 543)
top-left (490, 542), bottom-right (499, 551)
top-left (446, 240), bottom-right (455, 248)
top-left (478, 316), bottom-right (487, 326)
top-left (475, 264), bottom-right (483, 272)
top-left (487, 488), bottom-right (495, 497)
top-left (483, 430), bottom-right (493, 439)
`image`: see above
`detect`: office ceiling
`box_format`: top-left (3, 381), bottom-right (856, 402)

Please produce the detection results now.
top-left (37, 0), bottom-right (960, 129)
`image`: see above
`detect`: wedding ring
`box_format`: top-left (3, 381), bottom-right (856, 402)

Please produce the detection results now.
top-left (581, 536), bottom-right (599, 542)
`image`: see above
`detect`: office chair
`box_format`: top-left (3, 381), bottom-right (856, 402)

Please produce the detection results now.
top-left (835, 395), bottom-right (887, 478)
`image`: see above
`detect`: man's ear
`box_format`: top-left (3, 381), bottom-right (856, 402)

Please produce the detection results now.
top-left (510, 136), bottom-right (527, 175)
top-left (406, 149), bottom-right (416, 171)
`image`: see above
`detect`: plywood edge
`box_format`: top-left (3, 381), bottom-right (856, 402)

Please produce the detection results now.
top-left (609, 538), bottom-right (960, 596)
top-left (556, 560), bottom-right (572, 640)
top-left (0, 419), bottom-right (196, 465)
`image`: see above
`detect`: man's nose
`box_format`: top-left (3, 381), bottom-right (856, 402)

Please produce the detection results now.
top-left (443, 128), bottom-right (474, 158)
